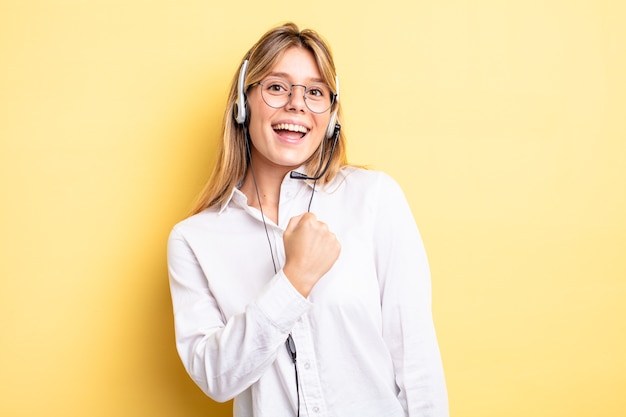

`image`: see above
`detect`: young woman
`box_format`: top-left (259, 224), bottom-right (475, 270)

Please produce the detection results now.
top-left (167, 22), bottom-right (449, 417)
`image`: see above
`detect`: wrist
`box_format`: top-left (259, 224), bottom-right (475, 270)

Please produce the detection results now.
top-left (283, 264), bottom-right (315, 298)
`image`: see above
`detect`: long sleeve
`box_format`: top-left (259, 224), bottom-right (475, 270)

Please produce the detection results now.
top-left (373, 175), bottom-right (449, 417)
top-left (167, 226), bottom-right (311, 402)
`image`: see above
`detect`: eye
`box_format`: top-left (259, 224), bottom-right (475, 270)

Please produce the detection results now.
top-left (264, 79), bottom-right (289, 94)
top-left (306, 84), bottom-right (328, 99)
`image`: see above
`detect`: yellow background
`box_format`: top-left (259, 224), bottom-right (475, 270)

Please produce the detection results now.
top-left (1, 1), bottom-right (624, 416)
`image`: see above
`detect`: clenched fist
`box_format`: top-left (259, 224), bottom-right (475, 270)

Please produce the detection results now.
top-left (283, 212), bottom-right (341, 297)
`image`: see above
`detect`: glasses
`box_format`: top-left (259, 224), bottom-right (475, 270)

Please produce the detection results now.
top-left (255, 77), bottom-right (336, 114)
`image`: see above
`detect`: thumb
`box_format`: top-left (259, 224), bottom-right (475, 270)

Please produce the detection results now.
top-left (285, 213), bottom-right (306, 232)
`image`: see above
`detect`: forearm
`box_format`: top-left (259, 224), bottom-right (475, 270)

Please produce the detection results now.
top-left (177, 272), bottom-right (309, 401)
top-left (168, 230), bottom-right (310, 400)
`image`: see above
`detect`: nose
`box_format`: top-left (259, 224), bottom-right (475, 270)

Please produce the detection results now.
top-left (287, 84), bottom-right (307, 111)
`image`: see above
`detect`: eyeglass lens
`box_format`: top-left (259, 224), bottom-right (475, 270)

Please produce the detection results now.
top-left (258, 78), bottom-right (333, 113)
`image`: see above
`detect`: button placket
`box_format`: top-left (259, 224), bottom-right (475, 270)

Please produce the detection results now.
top-left (293, 316), bottom-right (328, 416)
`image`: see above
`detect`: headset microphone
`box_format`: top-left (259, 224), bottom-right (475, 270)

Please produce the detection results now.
top-left (290, 123), bottom-right (341, 181)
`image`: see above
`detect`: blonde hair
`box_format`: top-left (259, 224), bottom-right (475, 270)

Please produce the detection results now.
top-left (190, 22), bottom-right (348, 215)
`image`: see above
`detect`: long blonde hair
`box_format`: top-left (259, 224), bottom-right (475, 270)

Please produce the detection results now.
top-left (190, 22), bottom-right (347, 215)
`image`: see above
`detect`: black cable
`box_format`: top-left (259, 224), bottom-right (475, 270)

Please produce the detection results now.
top-left (307, 179), bottom-right (317, 213)
top-left (286, 334), bottom-right (300, 417)
top-left (245, 128), bottom-right (301, 416)
top-left (245, 128), bottom-right (278, 274)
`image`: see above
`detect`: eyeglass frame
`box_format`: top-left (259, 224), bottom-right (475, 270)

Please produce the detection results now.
top-left (250, 77), bottom-right (337, 114)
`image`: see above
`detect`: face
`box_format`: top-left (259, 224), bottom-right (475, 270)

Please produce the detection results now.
top-left (246, 47), bottom-right (332, 176)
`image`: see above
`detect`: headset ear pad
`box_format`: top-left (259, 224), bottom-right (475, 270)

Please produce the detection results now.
top-left (325, 75), bottom-right (340, 139)
top-left (234, 60), bottom-right (249, 125)
top-left (325, 111), bottom-right (338, 139)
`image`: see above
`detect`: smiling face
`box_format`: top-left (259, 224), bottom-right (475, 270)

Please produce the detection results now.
top-left (246, 46), bottom-right (332, 177)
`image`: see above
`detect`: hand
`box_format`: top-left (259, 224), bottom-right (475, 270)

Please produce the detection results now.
top-left (283, 212), bottom-right (341, 297)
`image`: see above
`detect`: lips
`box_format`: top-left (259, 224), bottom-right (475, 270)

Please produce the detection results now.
top-left (272, 123), bottom-right (309, 140)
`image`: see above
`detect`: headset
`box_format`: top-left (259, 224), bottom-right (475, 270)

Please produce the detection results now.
top-left (234, 59), bottom-right (339, 140)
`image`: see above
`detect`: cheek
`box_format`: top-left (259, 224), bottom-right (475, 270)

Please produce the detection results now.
top-left (246, 89), bottom-right (268, 120)
top-left (246, 119), bottom-right (269, 154)
top-left (312, 114), bottom-right (332, 140)
top-left (246, 103), bottom-right (272, 139)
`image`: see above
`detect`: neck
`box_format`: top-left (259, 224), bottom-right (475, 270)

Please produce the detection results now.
top-left (240, 162), bottom-right (290, 224)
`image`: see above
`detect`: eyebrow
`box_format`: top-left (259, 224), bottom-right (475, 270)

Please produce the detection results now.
top-left (266, 72), bottom-right (326, 84)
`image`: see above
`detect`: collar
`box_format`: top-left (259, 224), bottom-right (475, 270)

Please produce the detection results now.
top-left (217, 166), bottom-right (334, 214)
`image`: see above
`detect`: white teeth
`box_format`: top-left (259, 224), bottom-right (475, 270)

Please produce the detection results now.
top-left (272, 123), bottom-right (308, 134)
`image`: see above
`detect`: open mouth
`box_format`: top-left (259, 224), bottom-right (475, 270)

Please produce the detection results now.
top-left (272, 123), bottom-right (309, 140)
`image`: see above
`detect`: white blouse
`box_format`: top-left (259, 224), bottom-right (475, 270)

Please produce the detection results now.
top-left (167, 167), bottom-right (448, 417)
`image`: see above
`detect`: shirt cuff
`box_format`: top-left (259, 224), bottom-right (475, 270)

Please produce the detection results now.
top-left (252, 270), bottom-right (312, 333)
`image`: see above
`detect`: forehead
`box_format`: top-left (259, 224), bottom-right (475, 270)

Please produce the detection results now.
top-left (267, 47), bottom-right (323, 82)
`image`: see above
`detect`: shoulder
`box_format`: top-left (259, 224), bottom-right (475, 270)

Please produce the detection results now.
top-left (168, 207), bottom-right (222, 242)
top-left (328, 166), bottom-right (404, 195)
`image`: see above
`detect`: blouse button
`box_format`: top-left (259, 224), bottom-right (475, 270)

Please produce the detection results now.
top-left (312, 406), bottom-right (320, 413)
top-left (304, 362), bottom-right (311, 370)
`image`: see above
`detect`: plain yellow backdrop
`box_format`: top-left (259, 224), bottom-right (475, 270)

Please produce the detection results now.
top-left (1, 1), bottom-right (624, 416)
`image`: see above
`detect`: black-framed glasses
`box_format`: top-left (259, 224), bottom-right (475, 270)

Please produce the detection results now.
top-left (254, 77), bottom-right (336, 114)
